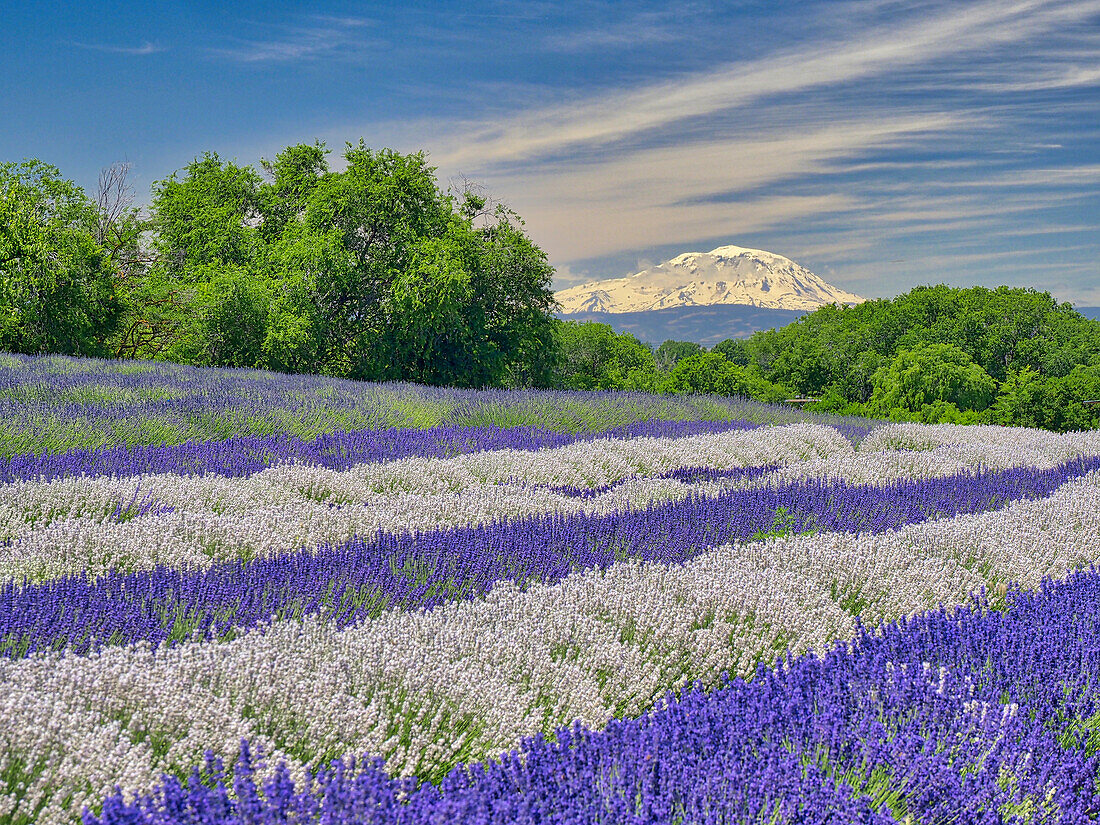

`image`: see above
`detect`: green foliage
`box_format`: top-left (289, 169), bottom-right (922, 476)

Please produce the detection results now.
top-left (132, 141), bottom-right (557, 385)
top-left (549, 329), bottom-right (788, 405)
top-left (258, 141), bottom-right (329, 238)
top-left (754, 285), bottom-right (1100, 386)
top-left (0, 160), bottom-right (123, 356)
top-left (151, 153), bottom-right (264, 273)
top-left (710, 337), bottom-right (751, 366)
top-left (988, 367), bottom-right (1052, 429)
top-left (551, 321), bottom-right (658, 391)
top-left (662, 352), bottom-right (788, 402)
top-left (992, 360), bottom-right (1100, 432)
top-left (803, 389), bottom-right (870, 417)
top-left (749, 506), bottom-right (816, 541)
top-left (1052, 361), bottom-right (1100, 431)
top-left (742, 284), bottom-right (1100, 431)
top-left (125, 153), bottom-right (271, 365)
top-left (261, 222), bottom-right (352, 374)
top-left (288, 144), bottom-right (456, 379)
top-left (870, 343), bottom-right (996, 414)
top-left (655, 339), bottom-right (703, 370)
top-left (0, 142), bottom-right (557, 384)
top-left (474, 208), bottom-right (559, 389)
top-left (165, 266), bottom-right (274, 368)
top-left (383, 228), bottom-right (477, 384)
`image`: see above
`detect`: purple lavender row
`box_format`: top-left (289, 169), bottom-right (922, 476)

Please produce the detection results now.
top-left (5, 456), bottom-right (1097, 659)
top-left (87, 562), bottom-right (1100, 824)
top-left (0, 419), bottom-right (762, 485)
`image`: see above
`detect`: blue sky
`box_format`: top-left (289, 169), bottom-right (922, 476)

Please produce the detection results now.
top-left (3, 0), bottom-right (1099, 304)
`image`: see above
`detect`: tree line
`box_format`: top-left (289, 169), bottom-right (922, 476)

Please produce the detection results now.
top-left (3, 149), bottom-right (1099, 430)
top-left (560, 285), bottom-right (1100, 432)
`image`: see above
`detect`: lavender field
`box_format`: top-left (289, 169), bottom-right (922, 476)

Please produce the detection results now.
top-left (4, 355), bottom-right (1100, 823)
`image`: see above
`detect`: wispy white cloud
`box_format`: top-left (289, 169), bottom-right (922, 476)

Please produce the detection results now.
top-left (969, 65), bottom-right (1100, 92)
top-left (933, 164), bottom-right (1100, 188)
top-left (212, 17), bottom-right (373, 63)
top-left (470, 112), bottom-right (962, 261)
top-left (73, 40), bottom-right (162, 55)
top-left (541, 8), bottom-right (689, 52)
top-left (429, 0), bottom-right (1100, 168)
top-left (983, 223), bottom-right (1097, 238)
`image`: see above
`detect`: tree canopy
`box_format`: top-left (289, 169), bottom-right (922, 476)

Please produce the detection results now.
top-left (110, 141), bottom-right (557, 385)
top-left (869, 343), bottom-right (996, 417)
top-left (0, 160), bottom-right (123, 356)
top-left (726, 284), bottom-right (1100, 430)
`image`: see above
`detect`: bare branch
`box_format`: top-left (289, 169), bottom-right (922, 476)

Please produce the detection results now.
top-left (449, 175), bottom-right (497, 226)
top-left (95, 162), bottom-right (135, 247)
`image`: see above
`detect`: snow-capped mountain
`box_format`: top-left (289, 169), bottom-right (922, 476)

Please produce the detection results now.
top-left (555, 245), bottom-right (864, 314)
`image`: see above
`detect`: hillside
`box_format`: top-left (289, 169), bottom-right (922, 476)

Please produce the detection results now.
top-left (555, 304), bottom-right (808, 346)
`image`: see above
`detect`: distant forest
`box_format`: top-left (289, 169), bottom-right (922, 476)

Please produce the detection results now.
top-left (564, 284), bottom-right (1100, 432)
top-left (2, 148), bottom-right (1099, 431)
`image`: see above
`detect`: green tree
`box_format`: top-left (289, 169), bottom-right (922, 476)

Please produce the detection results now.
top-left (262, 222), bottom-right (351, 374)
top-left (159, 265), bottom-right (273, 368)
top-left (142, 153), bottom-right (269, 366)
top-left (745, 285), bottom-right (1100, 403)
top-left (0, 160), bottom-right (123, 356)
top-left (137, 140), bottom-right (557, 384)
top-left (870, 343), bottom-right (996, 415)
top-left (259, 141), bottom-right (329, 238)
top-left (272, 143), bottom-right (556, 384)
top-left (382, 226), bottom-right (478, 385)
top-left (655, 339), bottom-right (703, 370)
top-left (151, 153), bottom-right (264, 273)
top-left (552, 321), bottom-right (658, 390)
top-left (992, 361), bottom-right (1100, 432)
top-left (662, 352), bottom-right (787, 401)
top-left (1046, 361), bottom-right (1100, 432)
top-left (988, 367), bottom-right (1054, 429)
top-left (292, 144), bottom-right (468, 378)
top-left (734, 284), bottom-right (1100, 429)
top-left (711, 338), bottom-right (751, 366)
top-left (466, 204), bottom-right (558, 388)
top-left (837, 349), bottom-right (885, 404)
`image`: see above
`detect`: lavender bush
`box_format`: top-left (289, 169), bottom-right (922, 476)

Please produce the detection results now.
top-left (4, 456), bottom-right (1097, 658)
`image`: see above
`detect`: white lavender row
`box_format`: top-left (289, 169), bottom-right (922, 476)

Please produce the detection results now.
top-left (6, 424), bottom-right (1099, 585)
top-left (6, 454), bottom-right (1089, 661)
top-left (9, 422), bottom-right (1092, 542)
top-left (0, 424), bottom-right (849, 582)
top-left (3, 472), bottom-right (1098, 824)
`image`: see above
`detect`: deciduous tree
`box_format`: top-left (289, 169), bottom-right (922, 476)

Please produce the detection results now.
top-left (870, 343), bottom-right (996, 414)
top-left (0, 160), bottom-right (122, 356)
